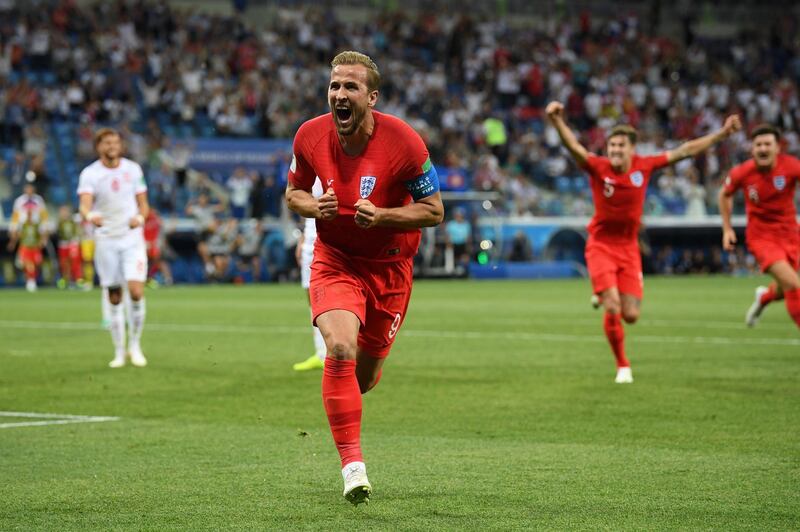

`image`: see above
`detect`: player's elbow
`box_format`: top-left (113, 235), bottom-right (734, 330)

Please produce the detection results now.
top-left (285, 189), bottom-right (300, 213)
top-left (428, 204), bottom-right (444, 226)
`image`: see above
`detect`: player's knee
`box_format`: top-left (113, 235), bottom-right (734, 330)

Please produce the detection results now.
top-left (108, 288), bottom-right (122, 305)
top-left (326, 339), bottom-right (357, 360)
top-left (622, 309), bottom-right (639, 324)
top-left (603, 298), bottom-right (621, 314)
top-left (129, 289), bottom-right (144, 301)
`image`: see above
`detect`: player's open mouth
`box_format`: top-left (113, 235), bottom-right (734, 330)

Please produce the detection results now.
top-left (336, 107), bottom-right (352, 123)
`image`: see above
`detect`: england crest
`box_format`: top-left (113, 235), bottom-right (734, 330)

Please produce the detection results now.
top-left (630, 170), bottom-right (644, 187)
top-left (773, 175), bottom-right (786, 191)
top-left (360, 176), bottom-right (376, 198)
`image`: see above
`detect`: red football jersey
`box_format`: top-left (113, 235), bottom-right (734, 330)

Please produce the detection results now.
top-left (582, 153), bottom-right (669, 241)
top-left (724, 153), bottom-right (800, 239)
top-left (289, 110), bottom-right (431, 261)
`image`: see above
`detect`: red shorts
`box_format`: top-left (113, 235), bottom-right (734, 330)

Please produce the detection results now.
top-left (747, 234), bottom-right (800, 272)
top-left (310, 243), bottom-right (414, 358)
top-left (585, 238), bottom-right (643, 299)
top-left (19, 246), bottom-right (43, 265)
top-left (58, 242), bottom-right (79, 261)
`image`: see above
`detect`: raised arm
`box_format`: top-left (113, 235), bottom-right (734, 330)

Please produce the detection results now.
top-left (545, 101), bottom-right (590, 167)
top-left (717, 181), bottom-right (737, 251)
top-left (666, 115), bottom-right (741, 164)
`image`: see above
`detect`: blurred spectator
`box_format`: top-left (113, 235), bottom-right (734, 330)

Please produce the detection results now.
top-left (206, 218), bottom-right (238, 282)
top-left (226, 167), bottom-right (253, 220)
top-left (185, 192), bottom-right (226, 276)
top-left (235, 218), bottom-right (263, 282)
top-left (444, 207), bottom-right (472, 271)
top-left (507, 231), bottom-right (533, 262)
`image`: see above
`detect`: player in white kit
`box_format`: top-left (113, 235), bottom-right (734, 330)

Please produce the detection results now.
top-left (292, 177), bottom-right (327, 371)
top-left (78, 128), bottom-right (150, 368)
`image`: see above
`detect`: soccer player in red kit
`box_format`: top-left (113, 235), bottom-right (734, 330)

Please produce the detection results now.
top-left (546, 101), bottom-right (740, 383)
top-left (285, 51), bottom-right (443, 505)
top-left (718, 124), bottom-right (800, 329)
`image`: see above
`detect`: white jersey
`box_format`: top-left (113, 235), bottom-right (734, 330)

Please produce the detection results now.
top-left (10, 193), bottom-right (48, 231)
top-left (301, 177), bottom-right (324, 255)
top-left (300, 177), bottom-right (324, 289)
top-left (77, 158), bottom-right (147, 240)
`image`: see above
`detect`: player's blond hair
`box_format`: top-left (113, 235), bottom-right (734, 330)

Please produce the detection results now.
top-left (607, 124), bottom-right (638, 145)
top-left (94, 127), bottom-right (120, 148)
top-left (331, 51), bottom-right (381, 92)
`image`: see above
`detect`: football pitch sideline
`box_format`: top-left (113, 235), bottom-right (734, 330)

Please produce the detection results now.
top-left (0, 276), bottom-right (797, 530)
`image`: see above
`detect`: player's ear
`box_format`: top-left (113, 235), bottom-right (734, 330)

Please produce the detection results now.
top-left (368, 89), bottom-right (378, 108)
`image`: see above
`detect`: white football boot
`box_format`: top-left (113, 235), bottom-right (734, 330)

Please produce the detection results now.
top-left (128, 345), bottom-right (148, 367)
top-left (745, 286), bottom-right (769, 328)
top-left (615, 366), bottom-right (633, 384)
top-left (342, 461), bottom-right (372, 506)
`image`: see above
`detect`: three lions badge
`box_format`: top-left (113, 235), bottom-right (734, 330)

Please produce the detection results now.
top-left (360, 176), bottom-right (376, 198)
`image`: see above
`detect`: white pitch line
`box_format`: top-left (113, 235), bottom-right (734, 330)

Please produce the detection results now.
top-left (0, 319), bottom-right (797, 348)
top-left (0, 411), bottom-right (120, 430)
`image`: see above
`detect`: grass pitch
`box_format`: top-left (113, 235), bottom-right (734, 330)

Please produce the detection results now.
top-left (0, 276), bottom-right (798, 530)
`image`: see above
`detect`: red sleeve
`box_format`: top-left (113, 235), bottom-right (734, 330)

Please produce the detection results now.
top-left (287, 128), bottom-right (317, 190)
top-left (580, 153), bottom-right (604, 183)
top-left (724, 165), bottom-right (744, 195)
top-left (644, 153), bottom-right (670, 171)
top-left (581, 153), bottom-right (599, 172)
top-left (395, 126), bottom-right (431, 180)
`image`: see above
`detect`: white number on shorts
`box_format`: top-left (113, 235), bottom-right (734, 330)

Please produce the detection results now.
top-left (388, 313), bottom-right (402, 339)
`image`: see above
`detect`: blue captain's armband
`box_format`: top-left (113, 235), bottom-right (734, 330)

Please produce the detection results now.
top-left (405, 158), bottom-right (439, 200)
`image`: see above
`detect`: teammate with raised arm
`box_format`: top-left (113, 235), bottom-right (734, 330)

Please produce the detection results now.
top-left (546, 101), bottom-right (740, 383)
top-left (78, 128), bottom-right (150, 368)
top-left (286, 51), bottom-right (443, 504)
top-left (719, 124), bottom-right (800, 329)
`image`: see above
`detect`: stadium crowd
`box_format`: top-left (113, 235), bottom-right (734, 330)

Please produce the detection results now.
top-left (0, 1), bottom-right (798, 284)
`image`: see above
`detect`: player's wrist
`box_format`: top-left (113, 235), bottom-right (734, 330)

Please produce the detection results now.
top-left (86, 211), bottom-right (101, 222)
top-left (133, 214), bottom-right (145, 225)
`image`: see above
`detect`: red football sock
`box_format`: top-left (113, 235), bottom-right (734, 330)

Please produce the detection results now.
top-left (760, 284), bottom-right (780, 306)
top-left (604, 312), bottom-right (629, 368)
top-left (784, 288), bottom-right (800, 329)
top-left (322, 358), bottom-right (363, 468)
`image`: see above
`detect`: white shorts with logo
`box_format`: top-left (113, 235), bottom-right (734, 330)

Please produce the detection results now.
top-left (94, 231), bottom-right (147, 288)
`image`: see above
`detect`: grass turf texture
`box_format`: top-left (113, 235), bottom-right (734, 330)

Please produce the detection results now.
top-left (0, 276), bottom-right (798, 530)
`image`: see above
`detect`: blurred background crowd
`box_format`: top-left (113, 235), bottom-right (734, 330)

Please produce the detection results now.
top-left (0, 0), bottom-right (797, 285)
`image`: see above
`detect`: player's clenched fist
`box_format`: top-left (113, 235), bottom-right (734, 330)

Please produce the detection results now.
top-left (545, 101), bottom-right (564, 122)
top-left (354, 199), bottom-right (380, 228)
top-left (722, 114), bottom-right (742, 137)
top-left (318, 187), bottom-right (338, 220)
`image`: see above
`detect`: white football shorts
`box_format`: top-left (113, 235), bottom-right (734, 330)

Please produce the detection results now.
top-left (94, 232), bottom-right (147, 287)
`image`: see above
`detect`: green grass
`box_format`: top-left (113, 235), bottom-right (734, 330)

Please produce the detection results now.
top-left (0, 276), bottom-right (798, 530)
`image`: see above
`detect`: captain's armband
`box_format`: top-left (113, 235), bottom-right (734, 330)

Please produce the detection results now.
top-left (404, 158), bottom-right (440, 201)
